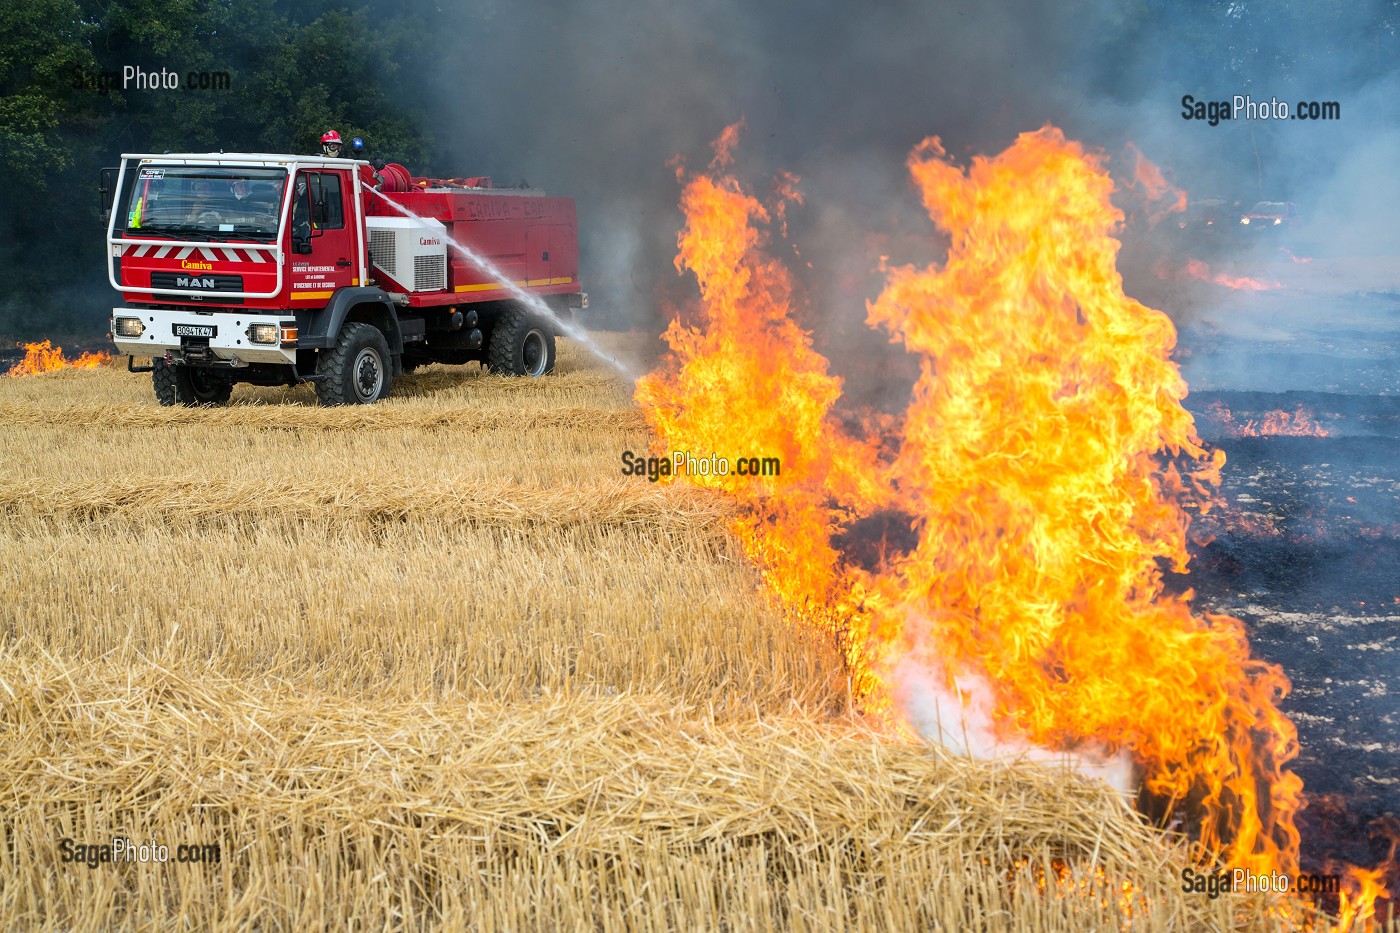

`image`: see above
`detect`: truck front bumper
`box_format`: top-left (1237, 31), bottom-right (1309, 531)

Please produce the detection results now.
top-left (111, 308), bottom-right (298, 366)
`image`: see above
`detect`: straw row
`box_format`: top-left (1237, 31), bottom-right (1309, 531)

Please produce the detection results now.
top-left (0, 652), bottom-right (1271, 931)
top-left (4, 416), bottom-right (651, 491)
top-left (0, 476), bottom-right (730, 530)
top-left (1, 514), bottom-right (832, 709)
top-left (0, 400), bottom-right (646, 433)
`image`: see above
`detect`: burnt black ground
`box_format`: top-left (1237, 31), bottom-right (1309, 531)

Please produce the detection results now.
top-left (1170, 281), bottom-right (1400, 857)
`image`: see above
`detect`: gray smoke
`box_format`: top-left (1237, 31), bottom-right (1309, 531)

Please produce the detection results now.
top-left (392, 0), bottom-right (1398, 398)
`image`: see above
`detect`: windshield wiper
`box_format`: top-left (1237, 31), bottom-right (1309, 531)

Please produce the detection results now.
top-left (130, 224), bottom-right (217, 241)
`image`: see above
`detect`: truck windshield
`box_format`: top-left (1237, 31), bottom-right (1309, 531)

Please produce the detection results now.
top-left (124, 166), bottom-right (287, 240)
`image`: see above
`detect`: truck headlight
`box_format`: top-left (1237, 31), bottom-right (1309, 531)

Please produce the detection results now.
top-left (247, 323), bottom-right (279, 344)
top-left (115, 316), bottom-right (146, 337)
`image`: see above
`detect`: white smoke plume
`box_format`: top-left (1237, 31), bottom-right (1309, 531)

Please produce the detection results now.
top-left (890, 649), bottom-right (1139, 800)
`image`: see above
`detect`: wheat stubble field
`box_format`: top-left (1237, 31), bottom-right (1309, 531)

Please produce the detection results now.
top-left (0, 335), bottom-right (1293, 931)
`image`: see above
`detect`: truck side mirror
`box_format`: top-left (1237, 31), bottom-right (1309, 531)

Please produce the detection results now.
top-left (99, 168), bottom-right (118, 225)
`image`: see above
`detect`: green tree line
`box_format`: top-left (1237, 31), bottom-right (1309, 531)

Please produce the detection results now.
top-left (0, 0), bottom-right (446, 340)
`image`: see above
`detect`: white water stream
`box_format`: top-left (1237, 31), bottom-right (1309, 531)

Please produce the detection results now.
top-left (365, 186), bottom-right (636, 380)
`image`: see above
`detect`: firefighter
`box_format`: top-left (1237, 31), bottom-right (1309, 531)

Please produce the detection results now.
top-left (185, 178), bottom-right (217, 223)
top-left (232, 179), bottom-right (278, 224)
top-left (319, 130), bottom-right (343, 157)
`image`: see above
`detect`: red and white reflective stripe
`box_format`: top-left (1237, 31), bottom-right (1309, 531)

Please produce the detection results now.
top-left (122, 244), bottom-right (269, 263)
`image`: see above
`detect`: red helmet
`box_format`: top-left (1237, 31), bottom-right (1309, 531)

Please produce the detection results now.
top-left (321, 130), bottom-right (342, 145)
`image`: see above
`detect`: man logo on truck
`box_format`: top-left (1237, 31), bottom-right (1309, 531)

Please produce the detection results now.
top-left (175, 276), bottom-right (216, 288)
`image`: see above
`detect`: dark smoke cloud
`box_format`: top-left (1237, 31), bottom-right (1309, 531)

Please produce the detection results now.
top-left (395, 0), bottom-right (1396, 394)
top-left (9, 0), bottom-right (1395, 366)
top-left (408, 0), bottom-right (1097, 330)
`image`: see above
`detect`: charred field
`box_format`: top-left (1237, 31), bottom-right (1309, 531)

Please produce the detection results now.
top-left (1177, 279), bottom-right (1400, 876)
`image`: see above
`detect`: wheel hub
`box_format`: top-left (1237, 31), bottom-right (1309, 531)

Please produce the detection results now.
top-left (353, 348), bottom-right (383, 401)
top-left (522, 329), bottom-right (546, 376)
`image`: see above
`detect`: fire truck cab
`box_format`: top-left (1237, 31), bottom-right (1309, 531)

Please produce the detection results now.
top-left (105, 153), bottom-right (586, 405)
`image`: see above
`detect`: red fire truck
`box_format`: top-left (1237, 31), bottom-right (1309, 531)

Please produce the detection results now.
top-left (104, 153), bottom-right (587, 405)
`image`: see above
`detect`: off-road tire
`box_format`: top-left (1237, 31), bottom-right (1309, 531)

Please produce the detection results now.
top-left (315, 322), bottom-right (393, 405)
top-left (487, 306), bottom-right (555, 377)
top-left (153, 359), bottom-right (233, 407)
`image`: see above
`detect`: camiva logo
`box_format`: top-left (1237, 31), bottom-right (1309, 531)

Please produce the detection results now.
top-left (621, 450), bottom-right (782, 483)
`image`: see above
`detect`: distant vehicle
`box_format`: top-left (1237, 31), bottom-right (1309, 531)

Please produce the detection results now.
top-left (1177, 198), bottom-right (1233, 231)
top-left (1239, 201), bottom-right (1300, 230)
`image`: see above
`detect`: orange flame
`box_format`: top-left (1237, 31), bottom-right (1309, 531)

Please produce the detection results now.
top-left (639, 124), bottom-right (1392, 920)
top-left (1334, 821), bottom-right (1400, 930)
top-left (634, 121), bottom-right (892, 697)
top-left (772, 169), bottom-right (803, 240)
top-left (709, 118), bottom-right (745, 170)
top-left (1338, 866), bottom-right (1389, 930)
top-left (1124, 141), bottom-right (1187, 225)
top-left (866, 127), bottom-right (1301, 874)
top-left (1207, 402), bottom-right (1329, 438)
top-left (1183, 258), bottom-right (1281, 292)
top-left (6, 340), bottom-right (112, 377)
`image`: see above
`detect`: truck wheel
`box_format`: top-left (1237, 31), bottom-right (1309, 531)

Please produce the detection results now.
top-left (153, 359), bottom-right (233, 406)
top-left (315, 322), bottom-right (393, 405)
top-left (487, 306), bottom-right (555, 377)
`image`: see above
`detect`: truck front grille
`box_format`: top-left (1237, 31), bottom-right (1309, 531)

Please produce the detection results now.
top-left (150, 272), bottom-right (245, 303)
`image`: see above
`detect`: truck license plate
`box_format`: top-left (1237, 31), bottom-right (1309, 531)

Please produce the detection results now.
top-left (174, 324), bottom-right (216, 338)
